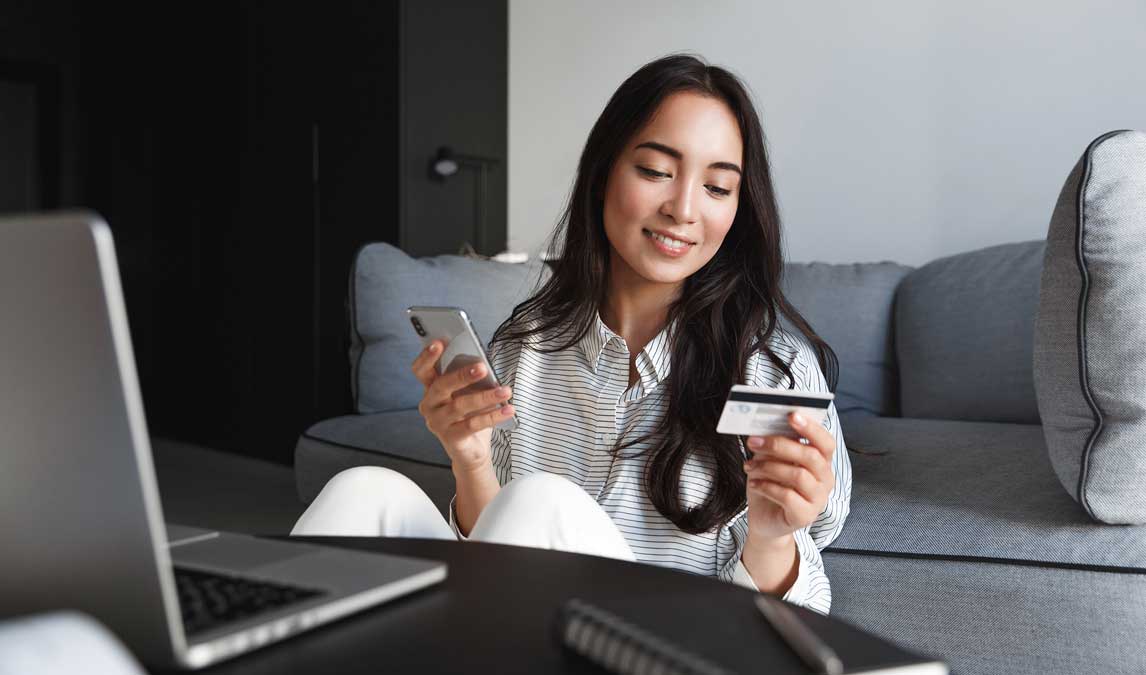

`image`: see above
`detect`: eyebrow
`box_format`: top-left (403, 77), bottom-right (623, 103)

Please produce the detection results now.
top-left (634, 141), bottom-right (742, 175)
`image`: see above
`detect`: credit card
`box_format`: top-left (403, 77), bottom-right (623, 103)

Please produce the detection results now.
top-left (715, 385), bottom-right (834, 438)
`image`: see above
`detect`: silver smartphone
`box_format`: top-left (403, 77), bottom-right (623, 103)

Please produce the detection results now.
top-left (406, 306), bottom-right (516, 430)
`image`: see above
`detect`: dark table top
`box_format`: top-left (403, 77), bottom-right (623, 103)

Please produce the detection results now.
top-left (161, 536), bottom-right (925, 674)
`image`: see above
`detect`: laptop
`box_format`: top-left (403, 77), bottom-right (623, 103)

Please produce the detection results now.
top-left (0, 211), bottom-right (447, 669)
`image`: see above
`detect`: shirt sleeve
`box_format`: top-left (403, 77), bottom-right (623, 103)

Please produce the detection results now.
top-left (720, 525), bottom-right (830, 614)
top-left (717, 332), bottom-right (852, 615)
top-left (792, 337), bottom-right (852, 552)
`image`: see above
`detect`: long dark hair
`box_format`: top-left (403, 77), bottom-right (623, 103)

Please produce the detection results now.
top-left (490, 53), bottom-right (839, 534)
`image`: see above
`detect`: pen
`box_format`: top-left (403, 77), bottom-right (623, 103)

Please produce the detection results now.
top-left (754, 594), bottom-right (844, 675)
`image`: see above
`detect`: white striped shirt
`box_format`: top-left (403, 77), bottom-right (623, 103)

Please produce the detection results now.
top-left (450, 312), bottom-right (851, 614)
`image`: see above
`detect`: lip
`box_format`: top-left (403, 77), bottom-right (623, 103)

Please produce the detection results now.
top-left (644, 228), bottom-right (696, 245)
top-left (642, 228), bottom-right (695, 257)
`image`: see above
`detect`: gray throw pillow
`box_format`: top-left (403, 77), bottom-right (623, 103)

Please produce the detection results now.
top-left (896, 240), bottom-right (1045, 424)
top-left (1034, 129), bottom-right (1146, 524)
top-left (349, 243), bottom-right (550, 414)
top-left (780, 261), bottom-right (914, 417)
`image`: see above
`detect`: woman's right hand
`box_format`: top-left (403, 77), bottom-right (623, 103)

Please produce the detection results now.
top-left (411, 340), bottom-right (515, 474)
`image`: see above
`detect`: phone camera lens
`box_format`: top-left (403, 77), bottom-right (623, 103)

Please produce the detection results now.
top-left (410, 317), bottom-right (426, 337)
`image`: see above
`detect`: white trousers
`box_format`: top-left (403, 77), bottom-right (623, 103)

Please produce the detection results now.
top-left (290, 467), bottom-right (638, 563)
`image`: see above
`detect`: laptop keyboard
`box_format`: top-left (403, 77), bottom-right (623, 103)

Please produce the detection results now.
top-left (175, 566), bottom-right (329, 637)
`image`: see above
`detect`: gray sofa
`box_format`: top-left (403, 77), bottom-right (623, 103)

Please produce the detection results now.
top-left (296, 153), bottom-right (1146, 674)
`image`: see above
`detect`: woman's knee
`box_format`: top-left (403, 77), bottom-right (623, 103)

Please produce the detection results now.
top-left (494, 473), bottom-right (611, 522)
top-left (320, 465), bottom-right (422, 501)
top-left (295, 465), bottom-right (448, 538)
top-left (473, 472), bottom-right (635, 561)
top-left (499, 472), bottom-right (587, 506)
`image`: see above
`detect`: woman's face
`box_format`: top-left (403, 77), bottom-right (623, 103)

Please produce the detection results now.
top-left (602, 90), bottom-right (743, 287)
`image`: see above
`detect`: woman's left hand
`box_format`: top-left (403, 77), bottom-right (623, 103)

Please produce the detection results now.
top-left (742, 411), bottom-right (836, 541)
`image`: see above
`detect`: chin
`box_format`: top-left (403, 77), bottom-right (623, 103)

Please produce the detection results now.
top-left (633, 256), bottom-right (695, 285)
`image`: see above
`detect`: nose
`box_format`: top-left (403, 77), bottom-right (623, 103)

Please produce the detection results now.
top-left (660, 177), bottom-right (698, 225)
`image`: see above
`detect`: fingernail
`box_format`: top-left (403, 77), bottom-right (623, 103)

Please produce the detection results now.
top-left (501, 405), bottom-right (514, 416)
top-left (470, 365), bottom-right (482, 376)
top-left (747, 437), bottom-right (764, 449)
top-left (497, 387), bottom-right (510, 397)
top-left (429, 343), bottom-right (439, 353)
top-left (792, 412), bottom-right (806, 427)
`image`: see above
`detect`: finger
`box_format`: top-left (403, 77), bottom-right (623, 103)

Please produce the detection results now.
top-left (448, 403), bottom-right (515, 436)
top-left (745, 435), bottom-right (828, 479)
top-left (447, 385), bottom-right (512, 422)
top-left (748, 478), bottom-right (814, 524)
top-left (745, 460), bottom-right (818, 503)
top-left (428, 361), bottom-right (490, 406)
top-left (788, 411), bottom-right (836, 462)
top-left (411, 341), bottom-right (444, 388)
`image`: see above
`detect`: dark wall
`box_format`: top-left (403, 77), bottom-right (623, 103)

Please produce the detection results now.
top-left (400, 0), bottom-right (507, 257)
top-left (1, 1), bottom-right (507, 465)
top-left (0, 0), bottom-right (77, 210)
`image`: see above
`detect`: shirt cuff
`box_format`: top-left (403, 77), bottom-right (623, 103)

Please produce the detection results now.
top-left (730, 558), bottom-right (759, 590)
top-left (779, 541), bottom-right (811, 606)
top-left (447, 495), bottom-right (469, 541)
top-left (730, 537), bottom-right (811, 606)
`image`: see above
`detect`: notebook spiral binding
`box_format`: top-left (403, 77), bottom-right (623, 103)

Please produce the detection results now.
top-left (554, 598), bottom-right (734, 675)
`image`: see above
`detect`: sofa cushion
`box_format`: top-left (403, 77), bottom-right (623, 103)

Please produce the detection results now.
top-left (304, 409), bottom-right (449, 467)
top-left (823, 552), bottom-right (1146, 675)
top-left (895, 240), bottom-right (1044, 424)
top-left (1034, 130), bottom-right (1146, 525)
top-left (349, 243), bottom-right (550, 413)
top-left (829, 416), bottom-right (1146, 571)
top-left (781, 262), bottom-right (914, 417)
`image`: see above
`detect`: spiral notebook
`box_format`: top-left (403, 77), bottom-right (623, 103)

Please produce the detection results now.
top-left (554, 597), bottom-right (948, 675)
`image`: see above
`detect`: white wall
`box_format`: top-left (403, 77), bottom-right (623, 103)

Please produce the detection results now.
top-left (508, 1), bottom-right (1146, 266)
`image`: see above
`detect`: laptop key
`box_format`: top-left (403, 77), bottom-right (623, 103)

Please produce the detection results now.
top-left (175, 566), bottom-right (328, 637)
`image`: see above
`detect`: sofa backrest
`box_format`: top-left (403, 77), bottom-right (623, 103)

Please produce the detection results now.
top-left (349, 241), bottom-right (1045, 423)
top-left (781, 262), bottom-right (915, 417)
top-left (349, 243), bottom-right (914, 418)
top-left (349, 243), bottom-right (550, 414)
top-left (895, 240), bottom-right (1045, 424)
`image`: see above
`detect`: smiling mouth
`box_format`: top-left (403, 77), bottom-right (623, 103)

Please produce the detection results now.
top-left (642, 228), bottom-right (695, 250)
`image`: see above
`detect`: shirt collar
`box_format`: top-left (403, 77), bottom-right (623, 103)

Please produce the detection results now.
top-left (578, 311), bottom-right (674, 385)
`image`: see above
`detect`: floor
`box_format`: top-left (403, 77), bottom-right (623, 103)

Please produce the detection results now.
top-left (151, 437), bottom-right (306, 535)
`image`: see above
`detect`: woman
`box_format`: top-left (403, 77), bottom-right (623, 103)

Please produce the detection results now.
top-left (292, 53), bottom-right (851, 614)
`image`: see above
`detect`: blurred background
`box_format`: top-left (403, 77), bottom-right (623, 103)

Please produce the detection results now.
top-left (2, 0), bottom-right (1144, 471)
top-left (1, 1), bottom-right (507, 468)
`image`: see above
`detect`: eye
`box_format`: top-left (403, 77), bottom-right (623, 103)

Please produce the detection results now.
top-left (637, 166), bottom-right (669, 178)
top-left (638, 166), bottom-right (732, 197)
